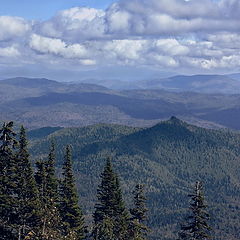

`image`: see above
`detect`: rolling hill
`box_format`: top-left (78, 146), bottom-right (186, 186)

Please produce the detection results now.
top-left (0, 77), bottom-right (240, 130)
top-left (80, 73), bottom-right (240, 93)
top-left (139, 74), bottom-right (240, 94)
top-left (29, 118), bottom-right (240, 240)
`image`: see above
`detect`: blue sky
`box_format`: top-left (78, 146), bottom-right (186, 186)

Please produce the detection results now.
top-left (0, 0), bottom-right (239, 80)
top-left (0, 0), bottom-right (116, 20)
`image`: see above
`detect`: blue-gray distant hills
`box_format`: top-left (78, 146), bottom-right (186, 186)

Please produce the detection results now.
top-left (0, 76), bottom-right (239, 130)
top-left (140, 74), bottom-right (240, 94)
top-left (84, 74), bottom-right (240, 93)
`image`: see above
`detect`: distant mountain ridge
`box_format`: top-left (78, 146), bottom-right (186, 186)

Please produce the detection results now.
top-left (0, 77), bottom-right (60, 88)
top-left (0, 77), bottom-right (109, 91)
top-left (78, 73), bottom-right (240, 94)
top-left (138, 74), bottom-right (240, 94)
top-left (0, 76), bottom-right (240, 130)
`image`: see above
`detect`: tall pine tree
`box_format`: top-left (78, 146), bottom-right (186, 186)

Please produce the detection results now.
top-left (178, 181), bottom-right (212, 240)
top-left (45, 142), bottom-right (59, 203)
top-left (129, 184), bottom-right (149, 240)
top-left (34, 142), bottom-right (62, 239)
top-left (59, 145), bottom-right (86, 240)
top-left (93, 157), bottom-right (129, 240)
top-left (0, 121), bottom-right (19, 239)
top-left (15, 126), bottom-right (41, 239)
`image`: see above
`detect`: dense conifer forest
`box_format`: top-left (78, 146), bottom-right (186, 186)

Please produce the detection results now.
top-left (1, 118), bottom-right (240, 239)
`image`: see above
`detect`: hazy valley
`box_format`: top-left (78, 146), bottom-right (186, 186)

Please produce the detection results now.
top-left (0, 76), bottom-right (240, 130)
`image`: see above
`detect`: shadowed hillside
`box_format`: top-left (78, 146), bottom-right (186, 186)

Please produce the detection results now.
top-left (29, 117), bottom-right (240, 240)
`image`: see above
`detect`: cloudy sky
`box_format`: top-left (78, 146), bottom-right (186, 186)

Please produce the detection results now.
top-left (0, 0), bottom-right (240, 80)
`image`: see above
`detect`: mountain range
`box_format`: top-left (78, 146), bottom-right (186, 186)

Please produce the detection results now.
top-left (28, 117), bottom-right (240, 240)
top-left (81, 73), bottom-right (240, 93)
top-left (0, 76), bottom-right (239, 130)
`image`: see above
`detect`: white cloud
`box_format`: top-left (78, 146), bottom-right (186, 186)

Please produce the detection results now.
top-left (1, 0), bottom-right (240, 73)
top-left (107, 10), bottom-right (131, 33)
top-left (0, 45), bottom-right (20, 57)
top-left (39, 7), bottom-right (106, 40)
top-left (29, 34), bottom-right (88, 59)
top-left (155, 39), bottom-right (189, 56)
top-left (0, 16), bottom-right (30, 41)
top-left (103, 40), bottom-right (146, 60)
top-left (152, 54), bottom-right (179, 67)
top-left (80, 59), bottom-right (96, 65)
top-left (103, 0), bottom-right (240, 36)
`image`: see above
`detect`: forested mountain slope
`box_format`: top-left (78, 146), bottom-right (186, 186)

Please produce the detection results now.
top-left (29, 117), bottom-right (240, 240)
top-left (1, 77), bottom-right (240, 130)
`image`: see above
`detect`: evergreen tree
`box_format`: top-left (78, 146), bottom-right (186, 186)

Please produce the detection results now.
top-left (35, 161), bottom-right (47, 207)
top-left (93, 216), bottom-right (114, 240)
top-left (93, 157), bottom-right (129, 240)
top-left (15, 126), bottom-right (41, 239)
top-left (129, 184), bottom-right (149, 240)
top-left (178, 181), bottom-right (212, 240)
top-left (45, 142), bottom-right (59, 203)
top-left (0, 121), bottom-right (19, 239)
top-left (59, 145), bottom-right (86, 240)
top-left (34, 143), bottom-right (63, 239)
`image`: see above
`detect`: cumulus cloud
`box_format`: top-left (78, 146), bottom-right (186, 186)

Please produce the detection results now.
top-left (104, 0), bottom-right (240, 36)
top-left (1, 0), bottom-right (240, 74)
top-left (154, 39), bottom-right (189, 56)
top-left (0, 45), bottom-right (20, 57)
top-left (29, 34), bottom-right (88, 59)
top-left (39, 7), bottom-right (106, 40)
top-left (35, 0), bottom-right (240, 39)
top-left (103, 40), bottom-right (146, 61)
top-left (0, 16), bottom-right (30, 41)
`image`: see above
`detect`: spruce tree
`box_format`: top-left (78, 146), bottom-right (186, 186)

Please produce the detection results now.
top-left (34, 143), bottom-right (63, 239)
top-left (59, 145), bottom-right (86, 240)
top-left (93, 157), bottom-right (129, 240)
top-left (45, 142), bottom-right (59, 203)
top-left (129, 184), bottom-right (149, 240)
top-left (0, 121), bottom-right (19, 239)
top-left (93, 216), bottom-right (114, 240)
top-left (15, 126), bottom-right (41, 239)
top-left (178, 181), bottom-right (212, 240)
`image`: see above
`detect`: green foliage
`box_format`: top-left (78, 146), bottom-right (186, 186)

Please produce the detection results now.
top-left (129, 184), bottom-right (149, 240)
top-left (178, 182), bottom-right (211, 240)
top-left (93, 216), bottom-right (114, 240)
top-left (59, 145), bottom-right (86, 239)
top-left (0, 122), bottom-right (19, 239)
top-left (28, 127), bottom-right (63, 140)
top-left (34, 143), bottom-right (62, 239)
top-left (93, 157), bottom-right (129, 239)
top-left (2, 118), bottom-right (240, 239)
top-left (14, 126), bottom-right (41, 239)
top-left (29, 118), bottom-right (240, 240)
top-left (45, 142), bottom-right (59, 202)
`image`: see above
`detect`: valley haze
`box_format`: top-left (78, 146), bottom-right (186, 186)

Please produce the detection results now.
top-left (0, 75), bottom-right (240, 130)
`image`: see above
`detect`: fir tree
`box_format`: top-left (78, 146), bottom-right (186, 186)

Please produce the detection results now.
top-left (93, 157), bottom-right (129, 240)
top-left (34, 143), bottom-right (63, 239)
top-left (59, 145), bottom-right (86, 240)
top-left (178, 181), bottom-right (212, 240)
top-left (45, 142), bottom-right (59, 203)
top-left (15, 126), bottom-right (41, 239)
top-left (35, 160), bottom-right (47, 207)
top-left (93, 216), bottom-right (114, 240)
top-left (129, 184), bottom-right (149, 240)
top-left (0, 121), bottom-right (19, 239)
